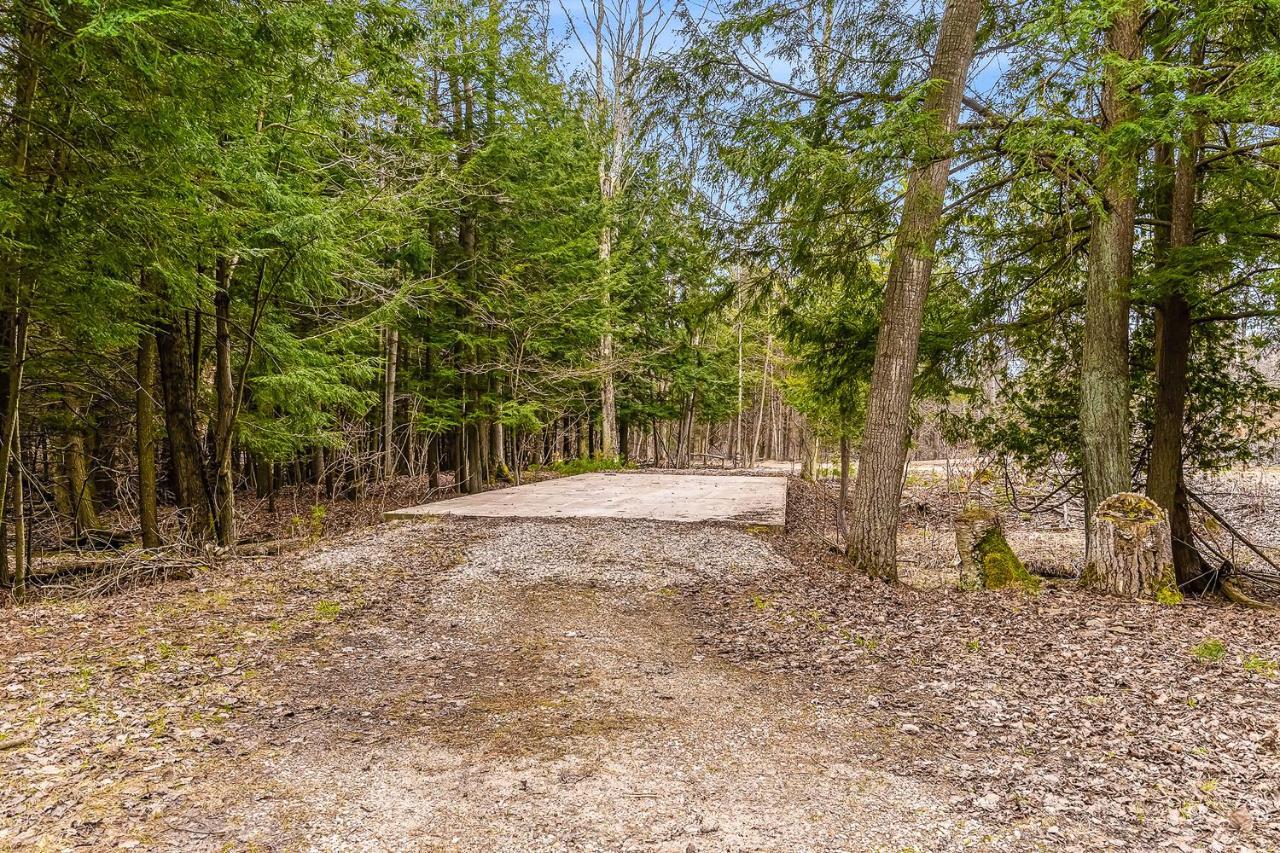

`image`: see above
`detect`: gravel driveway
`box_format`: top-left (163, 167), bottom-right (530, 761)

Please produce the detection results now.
top-left (222, 517), bottom-right (984, 851)
top-left (1, 516), bottom-right (985, 851)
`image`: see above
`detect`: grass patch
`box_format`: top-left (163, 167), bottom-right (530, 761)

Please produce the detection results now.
top-left (1243, 654), bottom-right (1278, 677)
top-left (852, 633), bottom-right (881, 651)
top-left (548, 455), bottom-right (632, 476)
top-left (1192, 638), bottom-right (1227, 662)
top-left (314, 600), bottom-right (341, 622)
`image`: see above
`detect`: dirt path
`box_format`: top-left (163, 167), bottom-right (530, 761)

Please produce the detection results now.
top-left (205, 519), bottom-right (980, 851)
top-left (1, 518), bottom-right (981, 851)
top-left (3, 511), bottom-right (1278, 851)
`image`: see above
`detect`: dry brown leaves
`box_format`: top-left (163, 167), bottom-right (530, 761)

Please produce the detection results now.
top-left (686, 479), bottom-right (1280, 850)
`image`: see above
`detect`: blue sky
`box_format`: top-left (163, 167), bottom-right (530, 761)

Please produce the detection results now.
top-left (542, 0), bottom-right (1010, 109)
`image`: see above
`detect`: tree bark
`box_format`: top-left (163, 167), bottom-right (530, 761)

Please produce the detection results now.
top-left (137, 328), bottom-right (160, 548)
top-left (0, 303), bottom-right (28, 570)
top-left (836, 433), bottom-right (850, 541)
top-left (427, 436), bottom-right (440, 490)
top-left (212, 260), bottom-right (237, 547)
top-left (0, 15), bottom-right (44, 553)
top-left (801, 429), bottom-right (819, 481)
top-left (10, 420), bottom-right (25, 603)
top-left (1147, 253), bottom-right (1201, 589)
top-left (62, 401), bottom-right (100, 536)
top-left (846, 0), bottom-right (984, 581)
top-left (157, 316), bottom-right (210, 536)
top-left (734, 300), bottom-right (743, 465)
top-left (465, 422), bottom-right (483, 493)
top-left (955, 503), bottom-right (1037, 591)
top-left (383, 327), bottom-right (398, 480)
top-left (1146, 45), bottom-right (1210, 592)
top-left (1080, 0), bottom-right (1142, 563)
top-left (1081, 492), bottom-right (1179, 601)
top-left (751, 334), bottom-right (772, 465)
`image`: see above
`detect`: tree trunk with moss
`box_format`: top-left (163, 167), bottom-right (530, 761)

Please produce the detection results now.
top-left (955, 503), bottom-right (1038, 591)
top-left (1082, 493), bottom-right (1180, 602)
top-left (62, 413), bottom-right (100, 536)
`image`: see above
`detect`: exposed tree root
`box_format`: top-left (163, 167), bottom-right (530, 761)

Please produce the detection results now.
top-left (1221, 579), bottom-right (1279, 611)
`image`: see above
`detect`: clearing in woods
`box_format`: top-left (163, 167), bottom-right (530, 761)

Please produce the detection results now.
top-left (2, 474), bottom-right (1277, 851)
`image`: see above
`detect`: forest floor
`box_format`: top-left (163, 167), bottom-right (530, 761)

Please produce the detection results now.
top-left (3, 472), bottom-right (1280, 851)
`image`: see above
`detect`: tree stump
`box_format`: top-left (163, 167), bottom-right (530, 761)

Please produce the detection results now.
top-left (1082, 492), bottom-right (1180, 602)
top-left (955, 503), bottom-right (1038, 591)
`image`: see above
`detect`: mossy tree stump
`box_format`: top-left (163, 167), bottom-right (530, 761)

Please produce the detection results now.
top-left (1082, 492), bottom-right (1180, 602)
top-left (955, 503), bottom-right (1039, 592)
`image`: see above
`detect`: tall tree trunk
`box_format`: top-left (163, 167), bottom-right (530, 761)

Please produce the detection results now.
top-left (575, 415), bottom-right (588, 460)
top-left (10, 418), bottom-right (25, 602)
top-left (406, 393), bottom-right (418, 476)
top-left (256, 456), bottom-right (273, 500)
top-left (383, 327), bottom-right (398, 480)
top-left (62, 401), bottom-right (100, 536)
top-left (751, 334), bottom-right (772, 465)
top-left (492, 422), bottom-right (507, 480)
top-left (598, 208), bottom-right (618, 462)
top-left (1147, 110), bottom-right (1208, 590)
top-left (156, 317), bottom-right (210, 536)
top-left (137, 328), bottom-right (160, 548)
top-left (837, 433), bottom-right (850, 542)
top-left (0, 303), bottom-right (28, 573)
top-left (465, 422), bottom-right (483, 493)
top-left (846, 0), bottom-right (984, 581)
top-left (0, 16), bottom-right (44, 555)
top-left (734, 300), bottom-right (743, 465)
top-left (427, 436), bottom-right (440, 490)
top-left (212, 261), bottom-right (237, 547)
top-left (479, 417), bottom-right (492, 484)
top-left (1080, 0), bottom-right (1142, 563)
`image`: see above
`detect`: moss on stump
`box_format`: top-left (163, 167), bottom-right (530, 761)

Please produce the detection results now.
top-left (1083, 492), bottom-right (1180, 603)
top-left (955, 503), bottom-right (1038, 593)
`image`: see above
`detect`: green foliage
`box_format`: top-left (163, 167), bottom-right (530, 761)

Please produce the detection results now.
top-left (8, 0), bottom-right (1280, 588)
top-left (975, 527), bottom-right (1041, 594)
top-left (550, 456), bottom-right (632, 476)
top-left (943, 0), bottom-right (1280, 482)
top-left (1191, 639), bottom-right (1227, 663)
top-left (852, 634), bottom-right (881, 652)
top-left (314, 600), bottom-right (341, 622)
top-left (1243, 655), bottom-right (1278, 678)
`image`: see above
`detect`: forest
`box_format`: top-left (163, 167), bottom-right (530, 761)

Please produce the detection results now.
top-left (2, 0), bottom-right (1280, 848)
top-left (1, 0), bottom-right (1279, 597)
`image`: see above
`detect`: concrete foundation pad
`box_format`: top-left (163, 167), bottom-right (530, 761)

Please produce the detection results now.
top-left (384, 472), bottom-right (787, 529)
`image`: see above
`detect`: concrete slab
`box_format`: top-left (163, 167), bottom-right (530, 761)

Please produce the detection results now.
top-left (384, 472), bottom-right (787, 529)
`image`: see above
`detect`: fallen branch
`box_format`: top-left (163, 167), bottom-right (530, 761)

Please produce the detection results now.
top-left (1187, 487), bottom-right (1280, 577)
top-left (31, 549), bottom-right (206, 600)
top-left (235, 537), bottom-right (308, 556)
